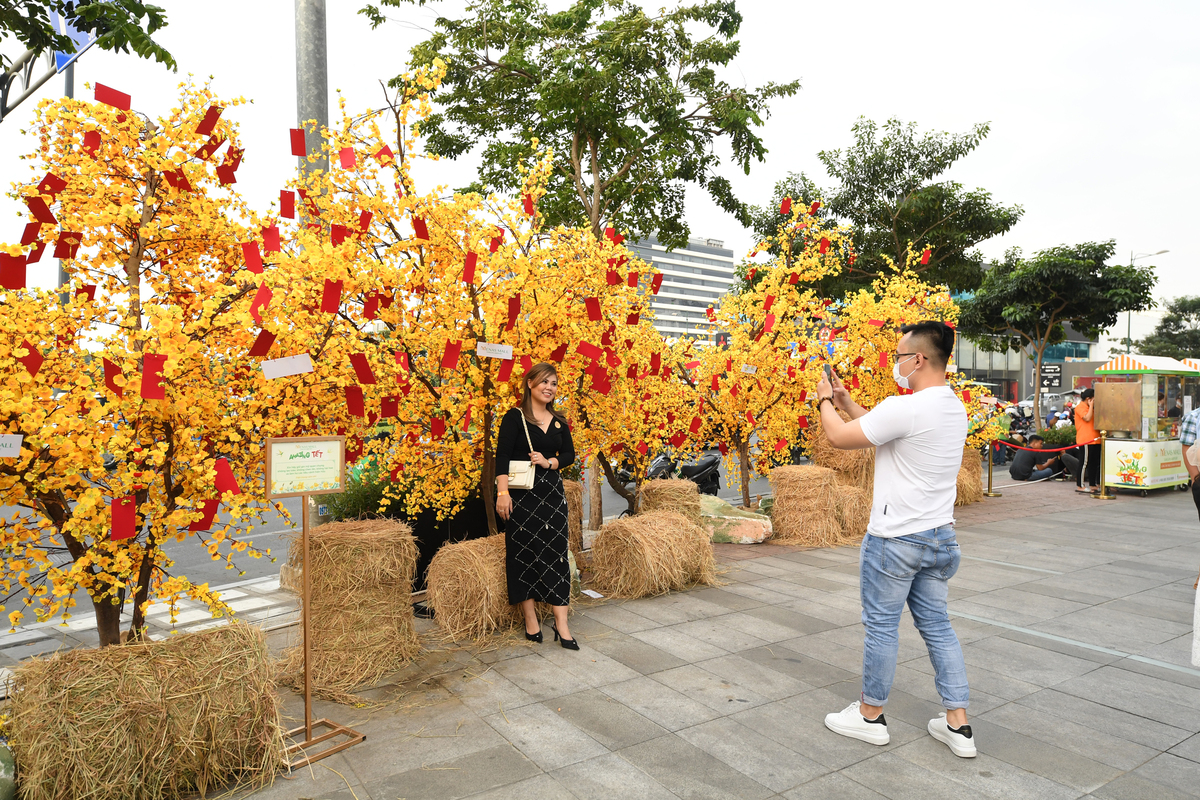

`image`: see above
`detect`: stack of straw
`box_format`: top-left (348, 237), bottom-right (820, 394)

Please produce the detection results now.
top-left (563, 479), bottom-right (585, 566)
top-left (425, 534), bottom-right (553, 640)
top-left (589, 511), bottom-right (716, 598)
top-left (955, 446), bottom-right (984, 506)
top-left (638, 478), bottom-right (702, 526)
top-left (7, 623), bottom-right (284, 800)
top-left (769, 465), bottom-right (843, 547)
top-left (280, 519), bottom-right (420, 693)
top-left (833, 483), bottom-right (871, 544)
top-left (811, 428), bottom-right (875, 494)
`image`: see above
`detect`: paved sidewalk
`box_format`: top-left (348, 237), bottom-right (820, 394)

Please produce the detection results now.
top-left (233, 480), bottom-right (1200, 800)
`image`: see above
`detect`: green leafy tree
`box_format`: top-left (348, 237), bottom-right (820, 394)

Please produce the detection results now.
top-left (1133, 296), bottom-right (1200, 359)
top-left (957, 241), bottom-right (1157, 428)
top-left (741, 119), bottom-right (1022, 294)
top-left (0, 1), bottom-right (174, 71)
top-left (376, 0), bottom-right (799, 246)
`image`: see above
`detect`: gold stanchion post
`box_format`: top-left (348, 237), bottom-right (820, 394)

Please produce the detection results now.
top-left (1093, 431), bottom-right (1116, 500)
top-left (984, 440), bottom-right (1002, 497)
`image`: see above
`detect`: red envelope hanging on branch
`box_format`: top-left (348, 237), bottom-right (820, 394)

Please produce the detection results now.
top-left (441, 340), bottom-right (462, 370)
top-left (321, 279), bottom-right (343, 313)
top-left (141, 354), bottom-right (166, 400)
top-left (349, 353), bottom-right (377, 384)
top-left (111, 496), bottom-right (137, 541)
top-left (463, 252), bottom-right (478, 284)
top-left (345, 385), bottom-right (365, 417)
top-left (507, 294), bottom-right (521, 331)
top-left (549, 343), bottom-right (568, 362)
top-left (412, 217), bottom-right (430, 240)
top-left (214, 457), bottom-right (241, 496)
top-left (780, 197), bottom-right (792, 215)
top-left (196, 105), bottom-right (222, 136)
top-left (280, 190), bottom-right (295, 219)
top-left (523, 193), bottom-right (535, 215)
top-left (585, 297), bottom-right (602, 321)
top-left (241, 242), bottom-right (263, 274)
top-left (249, 283), bottom-right (273, 324)
top-left (187, 498), bottom-right (219, 532)
top-left (247, 329), bottom-right (276, 357)
top-left (0, 253), bottom-right (25, 290)
top-left (290, 129), bottom-right (307, 157)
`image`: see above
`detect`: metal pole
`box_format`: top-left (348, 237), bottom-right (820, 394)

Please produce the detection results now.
top-left (57, 62), bottom-right (74, 305)
top-left (302, 491), bottom-right (312, 740)
top-left (295, 0), bottom-right (329, 172)
top-left (1093, 431), bottom-right (1116, 500)
top-left (985, 440), bottom-right (1002, 497)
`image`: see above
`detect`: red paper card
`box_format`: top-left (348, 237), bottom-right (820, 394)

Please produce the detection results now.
top-left (627, 271), bottom-right (639, 288)
top-left (868, 319), bottom-right (884, 326)
top-left (819, 237), bottom-right (830, 254)
top-left (963, 389), bottom-right (972, 403)
top-left (549, 343), bottom-right (568, 362)
top-left (194, 135), bottom-right (225, 160)
top-left (76, 284), bottom-right (96, 302)
top-left (585, 297), bottom-right (602, 321)
top-left (215, 164), bottom-right (237, 185)
top-left (798, 415), bottom-right (809, 429)
top-left (669, 431), bottom-right (687, 447)
top-left (605, 227), bottom-right (625, 245)
top-left (441, 340), bottom-right (462, 370)
top-left (412, 217), bottom-right (429, 240)
top-left (576, 341), bottom-right (602, 361)
top-left (214, 457), bottom-right (241, 495)
top-left (775, 438), bottom-right (788, 453)
top-left (461, 407), bottom-right (473, 432)
top-left (349, 352), bottom-right (377, 384)
top-left (764, 314), bottom-right (776, 333)
top-left (606, 348), bottom-right (621, 369)
top-left (26, 196), bottom-right (56, 225)
top-left (196, 105), bottom-right (223, 136)
top-left (706, 308), bottom-right (716, 322)
top-left (490, 234), bottom-right (502, 253)
top-left (746, 410), bottom-right (755, 425)
top-left (374, 145), bottom-right (394, 164)
top-left (788, 272), bottom-right (799, 285)
top-left (852, 356), bottom-right (864, 367)
top-left (241, 241), bottom-right (263, 274)
top-left (651, 273), bottom-right (663, 295)
top-left (53, 232), bottom-right (81, 259)
top-left (141, 354), bottom-right (166, 399)
top-left (523, 193), bottom-right (534, 215)
top-left (711, 375), bottom-right (719, 392)
top-left (689, 416), bottom-right (703, 434)
top-left (381, 396), bottom-right (398, 419)
top-left (636, 440), bottom-right (648, 456)
top-left (280, 190), bottom-right (295, 219)
top-left (920, 248), bottom-right (931, 265)
top-left (262, 225), bottom-right (281, 253)
top-left (507, 294), bottom-right (521, 331)
top-left (339, 147), bottom-right (356, 169)
top-left (321, 279), bottom-right (343, 313)
top-left (162, 168), bottom-right (192, 192)
top-left (290, 128), bottom-right (306, 157)
top-left (497, 358), bottom-right (514, 381)
top-left (17, 340), bottom-right (42, 377)
top-left (606, 269), bottom-right (621, 286)
top-left (395, 351), bottom-right (409, 372)
top-left (250, 283), bottom-right (273, 324)
top-left (187, 498), bottom-right (219, 532)
top-left (359, 210), bottom-right (373, 231)
top-left (879, 351), bottom-right (888, 369)
top-left (364, 293), bottom-right (379, 320)
top-left (111, 496), bottom-right (137, 541)
top-left (37, 173), bottom-right (66, 196)
top-left (747, 268), bottom-right (757, 281)
top-left (809, 201), bottom-right (820, 215)
top-left (626, 313), bottom-right (639, 325)
top-left (431, 416), bottom-right (445, 440)
top-left (650, 353), bottom-right (661, 374)
top-left (0, 253), bottom-right (26, 290)
top-left (764, 294), bottom-right (775, 312)
top-left (95, 83), bottom-right (131, 111)
top-left (248, 329), bottom-right (276, 357)
top-left (780, 197), bottom-right (792, 215)
top-left (331, 224), bottom-right (351, 245)
top-left (346, 385), bottom-right (365, 417)
top-left (20, 221), bottom-right (40, 246)
top-left (521, 355), bottom-right (534, 373)
top-left (82, 130), bottom-right (101, 157)
top-left (103, 357), bottom-right (123, 397)
top-left (718, 441), bottom-right (728, 456)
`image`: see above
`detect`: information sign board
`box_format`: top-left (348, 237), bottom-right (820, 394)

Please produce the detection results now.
top-left (265, 436), bottom-right (346, 499)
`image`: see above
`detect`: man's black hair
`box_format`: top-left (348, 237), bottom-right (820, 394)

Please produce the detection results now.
top-left (898, 320), bottom-right (955, 368)
top-left (1081, 388), bottom-right (1094, 401)
top-left (1028, 434), bottom-right (1045, 444)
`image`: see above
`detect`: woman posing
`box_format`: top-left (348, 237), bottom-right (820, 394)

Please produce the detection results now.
top-left (494, 363), bottom-right (579, 649)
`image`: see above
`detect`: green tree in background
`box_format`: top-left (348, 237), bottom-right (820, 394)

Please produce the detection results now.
top-left (957, 240), bottom-right (1157, 428)
top-left (1133, 296), bottom-right (1200, 359)
top-left (0, 1), bottom-right (174, 71)
top-left (740, 118), bottom-right (1022, 295)
top-left (372, 0), bottom-right (799, 247)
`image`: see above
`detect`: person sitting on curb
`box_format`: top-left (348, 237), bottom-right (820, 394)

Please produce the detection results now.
top-left (1008, 435), bottom-right (1068, 482)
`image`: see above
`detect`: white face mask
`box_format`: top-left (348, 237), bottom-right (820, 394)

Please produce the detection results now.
top-left (893, 355), bottom-right (918, 389)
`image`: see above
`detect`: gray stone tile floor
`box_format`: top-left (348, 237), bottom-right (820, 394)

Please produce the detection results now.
top-left (5, 477), bottom-right (1199, 799)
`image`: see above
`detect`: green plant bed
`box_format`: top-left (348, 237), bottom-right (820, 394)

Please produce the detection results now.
top-left (1038, 424), bottom-right (1077, 448)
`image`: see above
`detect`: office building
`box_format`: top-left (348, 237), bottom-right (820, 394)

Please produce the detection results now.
top-left (625, 235), bottom-right (738, 342)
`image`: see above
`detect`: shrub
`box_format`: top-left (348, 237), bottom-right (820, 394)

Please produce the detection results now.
top-left (1039, 424), bottom-right (1077, 448)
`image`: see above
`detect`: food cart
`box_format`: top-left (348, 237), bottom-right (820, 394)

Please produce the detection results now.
top-left (1092, 354), bottom-right (1200, 495)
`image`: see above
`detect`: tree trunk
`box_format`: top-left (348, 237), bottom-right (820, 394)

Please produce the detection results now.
top-left (482, 408), bottom-right (498, 536)
top-left (1032, 345), bottom-right (1047, 432)
top-left (94, 594), bottom-right (122, 647)
top-left (588, 457), bottom-right (604, 529)
top-left (598, 458), bottom-right (638, 515)
top-left (738, 439), bottom-right (752, 508)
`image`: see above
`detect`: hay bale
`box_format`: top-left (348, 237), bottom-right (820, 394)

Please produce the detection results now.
top-left (425, 534), bottom-right (553, 640)
top-left (769, 465), bottom-right (843, 547)
top-left (833, 484), bottom-right (871, 545)
top-left (589, 511), bottom-right (716, 598)
top-left (7, 623), bottom-right (283, 800)
top-left (955, 447), bottom-right (984, 507)
top-left (811, 429), bottom-right (875, 494)
top-left (638, 478), bottom-right (702, 526)
top-left (280, 519), bottom-right (419, 693)
top-left (563, 479), bottom-right (585, 566)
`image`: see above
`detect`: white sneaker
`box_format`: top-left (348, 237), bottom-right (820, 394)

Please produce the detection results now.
top-left (824, 701), bottom-right (890, 745)
top-left (928, 713), bottom-right (977, 758)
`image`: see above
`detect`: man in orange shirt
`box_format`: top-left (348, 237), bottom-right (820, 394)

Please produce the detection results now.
top-left (1074, 388), bottom-right (1100, 493)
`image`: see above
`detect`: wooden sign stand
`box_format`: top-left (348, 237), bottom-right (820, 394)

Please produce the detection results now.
top-left (265, 436), bottom-right (365, 769)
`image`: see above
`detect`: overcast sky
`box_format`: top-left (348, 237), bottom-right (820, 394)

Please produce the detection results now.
top-left (2, 0), bottom-right (1196, 344)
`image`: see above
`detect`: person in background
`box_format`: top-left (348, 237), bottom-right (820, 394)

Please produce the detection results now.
top-left (1044, 405), bottom-right (1058, 428)
top-left (1168, 396), bottom-right (1183, 418)
top-left (991, 406), bottom-right (1012, 465)
top-left (1158, 392), bottom-right (1167, 418)
top-left (1064, 399), bottom-right (1075, 425)
top-left (1180, 404), bottom-right (1200, 522)
top-left (1009, 435), bottom-right (1064, 481)
top-left (1074, 388), bottom-right (1099, 494)
top-left (1055, 412), bottom-right (1072, 430)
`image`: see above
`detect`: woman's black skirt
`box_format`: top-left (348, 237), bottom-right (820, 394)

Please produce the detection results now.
top-left (505, 467), bottom-right (571, 606)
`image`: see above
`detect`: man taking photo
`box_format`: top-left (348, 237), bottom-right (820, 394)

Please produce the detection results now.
top-left (815, 320), bottom-right (975, 758)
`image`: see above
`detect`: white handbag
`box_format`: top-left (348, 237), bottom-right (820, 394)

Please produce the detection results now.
top-left (501, 413), bottom-right (537, 491)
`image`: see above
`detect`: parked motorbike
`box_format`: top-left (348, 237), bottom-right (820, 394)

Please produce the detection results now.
top-left (616, 451), bottom-right (721, 497)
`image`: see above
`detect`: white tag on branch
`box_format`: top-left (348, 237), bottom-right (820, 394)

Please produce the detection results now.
top-left (740, 364), bottom-right (758, 375)
top-left (476, 342), bottom-right (513, 360)
top-left (581, 589), bottom-right (605, 599)
top-left (0, 434), bottom-right (24, 458)
top-left (262, 354), bottom-right (314, 379)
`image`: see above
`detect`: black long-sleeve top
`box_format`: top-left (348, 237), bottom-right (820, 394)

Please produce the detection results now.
top-left (495, 408), bottom-right (575, 479)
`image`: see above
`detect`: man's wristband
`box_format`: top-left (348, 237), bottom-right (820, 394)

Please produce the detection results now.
top-left (818, 397), bottom-right (835, 411)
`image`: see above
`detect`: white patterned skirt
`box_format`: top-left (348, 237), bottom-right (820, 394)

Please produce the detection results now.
top-left (505, 467), bottom-right (571, 606)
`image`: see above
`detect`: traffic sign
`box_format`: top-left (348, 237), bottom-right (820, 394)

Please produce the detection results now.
top-left (51, 13), bottom-right (97, 73)
top-left (1039, 364), bottom-right (1062, 388)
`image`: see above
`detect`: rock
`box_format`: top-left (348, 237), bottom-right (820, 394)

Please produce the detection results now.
top-left (700, 494), bottom-right (773, 544)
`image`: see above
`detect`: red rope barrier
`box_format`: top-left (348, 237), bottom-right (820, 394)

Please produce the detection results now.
top-left (994, 438), bottom-right (1099, 454)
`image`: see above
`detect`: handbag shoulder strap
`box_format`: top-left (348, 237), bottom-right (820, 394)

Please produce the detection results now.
top-left (520, 412), bottom-right (535, 452)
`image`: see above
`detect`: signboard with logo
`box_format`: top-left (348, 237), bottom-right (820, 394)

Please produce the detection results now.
top-left (265, 436), bottom-right (346, 499)
top-left (1039, 364), bottom-right (1062, 388)
top-left (1103, 439), bottom-right (1188, 489)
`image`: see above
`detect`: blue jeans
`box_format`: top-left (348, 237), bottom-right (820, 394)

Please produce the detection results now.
top-left (859, 526), bottom-right (970, 710)
top-left (1029, 467), bottom-right (1057, 481)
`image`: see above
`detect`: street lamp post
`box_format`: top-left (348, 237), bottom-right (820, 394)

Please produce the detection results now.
top-left (1126, 250), bottom-right (1169, 353)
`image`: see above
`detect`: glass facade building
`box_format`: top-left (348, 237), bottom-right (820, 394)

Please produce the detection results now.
top-left (625, 235), bottom-right (738, 342)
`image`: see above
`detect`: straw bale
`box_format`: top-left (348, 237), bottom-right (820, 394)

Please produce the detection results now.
top-left (7, 623), bottom-right (283, 800)
top-left (563, 479), bottom-right (585, 566)
top-left (769, 465), bottom-right (843, 547)
top-left (811, 429), bottom-right (875, 494)
top-left (425, 534), bottom-right (553, 640)
top-left (955, 447), bottom-right (984, 507)
top-left (280, 519), bottom-right (419, 693)
top-left (833, 484), bottom-right (871, 545)
top-left (589, 511), bottom-right (717, 598)
top-left (638, 478), bottom-right (702, 526)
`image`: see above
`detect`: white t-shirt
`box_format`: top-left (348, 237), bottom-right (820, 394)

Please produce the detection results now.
top-left (858, 385), bottom-right (968, 538)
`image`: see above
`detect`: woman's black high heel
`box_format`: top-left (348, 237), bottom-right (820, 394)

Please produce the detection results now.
top-left (552, 626), bottom-right (579, 651)
top-left (525, 627), bottom-right (543, 643)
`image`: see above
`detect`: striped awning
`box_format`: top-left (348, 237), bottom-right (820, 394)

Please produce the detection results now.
top-left (1095, 354), bottom-right (1200, 375)
top-left (1182, 357), bottom-right (1200, 372)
